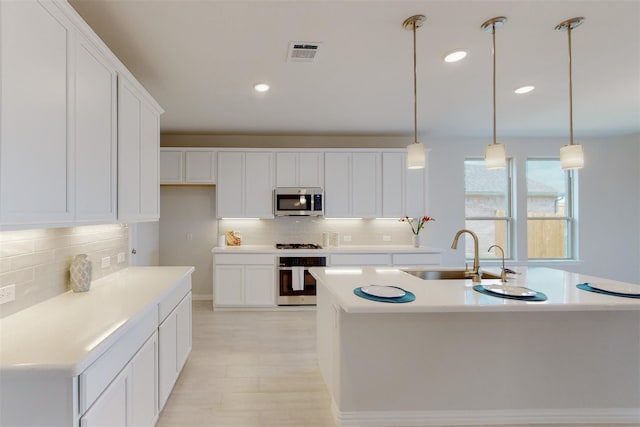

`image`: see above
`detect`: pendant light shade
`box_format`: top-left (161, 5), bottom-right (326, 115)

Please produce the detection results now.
top-left (403, 15), bottom-right (426, 169)
top-left (556, 17), bottom-right (585, 170)
top-left (407, 142), bottom-right (426, 169)
top-left (481, 17), bottom-right (507, 170)
top-left (485, 142), bottom-right (506, 169)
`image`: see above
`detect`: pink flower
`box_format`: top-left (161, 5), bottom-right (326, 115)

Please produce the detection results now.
top-left (399, 215), bottom-right (435, 235)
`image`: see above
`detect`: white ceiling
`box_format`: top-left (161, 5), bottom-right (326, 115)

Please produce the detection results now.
top-left (68, 0), bottom-right (640, 139)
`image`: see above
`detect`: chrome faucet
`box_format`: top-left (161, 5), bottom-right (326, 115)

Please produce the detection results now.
top-left (488, 244), bottom-right (508, 282)
top-left (451, 229), bottom-right (481, 283)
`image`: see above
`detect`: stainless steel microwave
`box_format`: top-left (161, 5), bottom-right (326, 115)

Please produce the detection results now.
top-left (274, 187), bottom-right (323, 216)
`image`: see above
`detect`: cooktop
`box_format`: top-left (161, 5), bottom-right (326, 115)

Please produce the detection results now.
top-left (275, 243), bottom-right (322, 250)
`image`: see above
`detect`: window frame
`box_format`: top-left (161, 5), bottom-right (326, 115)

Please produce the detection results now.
top-left (525, 158), bottom-right (577, 260)
top-left (463, 158), bottom-right (514, 260)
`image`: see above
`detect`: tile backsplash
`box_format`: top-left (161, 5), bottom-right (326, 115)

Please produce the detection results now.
top-left (0, 224), bottom-right (129, 318)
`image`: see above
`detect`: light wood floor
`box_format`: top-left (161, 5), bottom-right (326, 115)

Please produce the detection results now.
top-left (156, 302), bottom-right (635, 427)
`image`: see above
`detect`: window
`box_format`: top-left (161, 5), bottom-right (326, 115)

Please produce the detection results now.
top-left (464, 159), bottom-right (512, 259)
top-left (526, 159), bottom-right (574, 259)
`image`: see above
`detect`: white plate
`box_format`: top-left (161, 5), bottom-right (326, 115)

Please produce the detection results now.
top-left (588, 282), bottom-right (640, 296)
top-left (482, 284), bottom-right (537, 297)
top-left (360, 285), bottom-right (406, 298)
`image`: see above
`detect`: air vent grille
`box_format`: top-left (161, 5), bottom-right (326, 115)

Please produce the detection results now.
top-left (288, 42), bottom-right (321, 62)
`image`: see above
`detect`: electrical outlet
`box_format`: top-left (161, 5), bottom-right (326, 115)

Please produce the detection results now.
top-left (117, 252), bottom-right (126, 264)
top-left (101, 256), bottom-right (111, 269)
top-left (343, 235), bottom-right (352, 242)
top-left (382, 235), bottom-right (392, 242)
top-left (0, 284), bottom-right (16, 305)
top-left (186, 233), bottom-right (193, 241)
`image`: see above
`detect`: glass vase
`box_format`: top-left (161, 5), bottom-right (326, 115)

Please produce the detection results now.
top-left (412, 234), bottom-right (421, 248)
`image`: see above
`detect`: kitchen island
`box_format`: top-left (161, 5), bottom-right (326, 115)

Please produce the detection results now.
top-left (310, 266), bottom-right (640, 426)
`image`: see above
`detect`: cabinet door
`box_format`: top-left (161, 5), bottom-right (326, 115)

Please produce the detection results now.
top-left (158, 308), bottom-right (177, 410)
top-left (139, 103), bottom-right (159, 219)
top-left (214, 265), bottom-right (244, 305)
top-left (185, 151), bottom-right (216, 184)
top-left (131, 332), bottom-right (158, 427)
top-left (216, 152), bottom-right (244, 218)
top-left (118, 78), bottom-right (160, 222)
top-left (298, 152), bottom-right (324, 188)
top-left (405, 164), bottom-right (427, 219)
top-left (324, 153), bottom-right (350, 218)
top-left (244, 266), bottom-right (275, 306)
top-left (160, 151), bottom-right (184, 184)
top-left (381, 152), bottom-right (405, 218)
top-left (118, 79), bottom-right (142, 221)
top-left (244, 152), bottom-right (274, 218)
top-left (175, 293), bottom-right (192, 373)
top-left (0, 0), bottom-right (73, 225)
top-left (81, 365), bottom-right (131, 427)
top-left (352, 152), bottom-right (381, 218)
top-left (275, 152), bottom-right (298, 187)
top-left (75, 35), bottom-right (117, 223)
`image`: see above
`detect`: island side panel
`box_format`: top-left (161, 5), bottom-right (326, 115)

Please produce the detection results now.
top-left (335, 310), bottom-right (640, 415)
top-left (317, 277), bottom-right (341, 408)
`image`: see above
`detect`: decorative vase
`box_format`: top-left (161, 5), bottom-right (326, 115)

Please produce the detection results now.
top-left (70, 254), bottom-right (92, 292)
top-left (412, 234), bottom-right (421, 248)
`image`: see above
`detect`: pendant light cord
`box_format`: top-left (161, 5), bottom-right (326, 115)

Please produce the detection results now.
top-left (568, 25), bottom-right (574, 146)
top-left (492, 23), bottom-right (497, 146)
top-left (412, 21), bottom-right (418, 145)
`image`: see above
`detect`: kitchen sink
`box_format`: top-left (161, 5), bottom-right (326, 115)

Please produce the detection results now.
top-left (401, 269), bottom-right (502, 280)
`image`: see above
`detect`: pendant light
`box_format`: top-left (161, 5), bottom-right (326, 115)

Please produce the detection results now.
top-left (556, 17), bottom-right (585, 170)
top-left (481, 16), bottom-right (507, 169)
top-left (403, 15), bottom-right (426, 169)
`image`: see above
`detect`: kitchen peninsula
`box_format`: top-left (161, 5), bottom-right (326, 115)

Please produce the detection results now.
top-left (311, 266), bottom-right (640, 426)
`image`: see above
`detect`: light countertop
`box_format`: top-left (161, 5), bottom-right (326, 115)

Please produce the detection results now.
top-left (0, 266), bottom-right (194, 375)
top-left (310, 266), bottom-right (640, 313)
top-left (211, 244), bottom-right (441, 254)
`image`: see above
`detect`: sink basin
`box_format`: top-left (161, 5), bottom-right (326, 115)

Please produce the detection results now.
top-left (401, 269), bottom-right (502, 280)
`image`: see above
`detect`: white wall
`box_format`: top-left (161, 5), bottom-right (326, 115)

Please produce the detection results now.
top-left (428, 134), bottom-right (640, 283)
top-left (159, 186), bottom-right (216, 300)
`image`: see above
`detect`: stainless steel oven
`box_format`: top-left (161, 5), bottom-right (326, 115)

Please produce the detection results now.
top-left (277, 256), bottom-right (326, 305)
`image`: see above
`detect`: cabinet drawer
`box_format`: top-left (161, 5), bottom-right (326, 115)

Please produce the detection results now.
top-left (392, 253), bottom-right (441, 266)
top-left (330, 253), bottom-right (390, 266)
top-left (79, 305), bottom-right (158, 414)
top-left (215, 253), bottom-right (274, 265)
top-left (158, 274), bottom-right (192, 323)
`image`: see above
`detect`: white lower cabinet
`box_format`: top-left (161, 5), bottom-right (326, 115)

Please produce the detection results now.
top-left (81, 365), bottom-right (131, 427)
top-left (131, 332), bottom-right (159, 427)
top-left (158, 292), bottom-right (192, 409)
top-left (214, 254), bottom-right (275, 307)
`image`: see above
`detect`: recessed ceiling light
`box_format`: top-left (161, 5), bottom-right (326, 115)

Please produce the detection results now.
top-left (254, 83), bottom-right (270, 93)
top-left (514, 85), bottom-right (535, 94)
top-left (444, 50), bottom-right (467, 63)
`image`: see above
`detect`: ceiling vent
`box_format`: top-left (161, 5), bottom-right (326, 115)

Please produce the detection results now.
top-left (287, 42), bottom-right (321, 63)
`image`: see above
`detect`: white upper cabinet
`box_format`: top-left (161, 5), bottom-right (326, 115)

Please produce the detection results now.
top-left (74, 34), bottom-right (117, 223)
top-left (160, 148), bottom-right (217, 185)
top-left (118, 77), bottom-right (160, 222)
top-left (275, 152), bottom-right (323, 187)
top-left (217, 152), bottom-right (273, 218)
top-left (324, 152), bottom-right (381, 218)
top-left (0, 0), bottom-right (162, 229)
top-left (381, 151), bottom-right (427, 219)
top-left (0, 0), bottom-right (73, 226)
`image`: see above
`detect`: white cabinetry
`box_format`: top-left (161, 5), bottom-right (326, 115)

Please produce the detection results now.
top-left (0, 0), bottom-right (73, 226)
top-left (81, 364), bottom-right (131, 427)
top-left (75, 34), bottom-right (118, 223)
top-left (324, 152), bottom-right (381, 218)
top-left (214, 254), bottom-right (275, 307)
top-left (381, 152), bottom-right (427, 219)
top-left (276, 152), bottom-right (324, 187)
top-left (217, 152), bottom-right (273, 218)
top-left (160, 148), bottom-right (217, 185)
top-left (159, 292), bottom-right (192, 409)
top-left (118, 77), bottom-right (161, 222)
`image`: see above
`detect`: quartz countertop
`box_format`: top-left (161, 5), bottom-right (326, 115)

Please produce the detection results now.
top-left (310, 266), bottom-right (640, 313)
top-left (211, 244), bottom-right (441, 254)
top-left (0, 266), bottom-right (194, 375)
